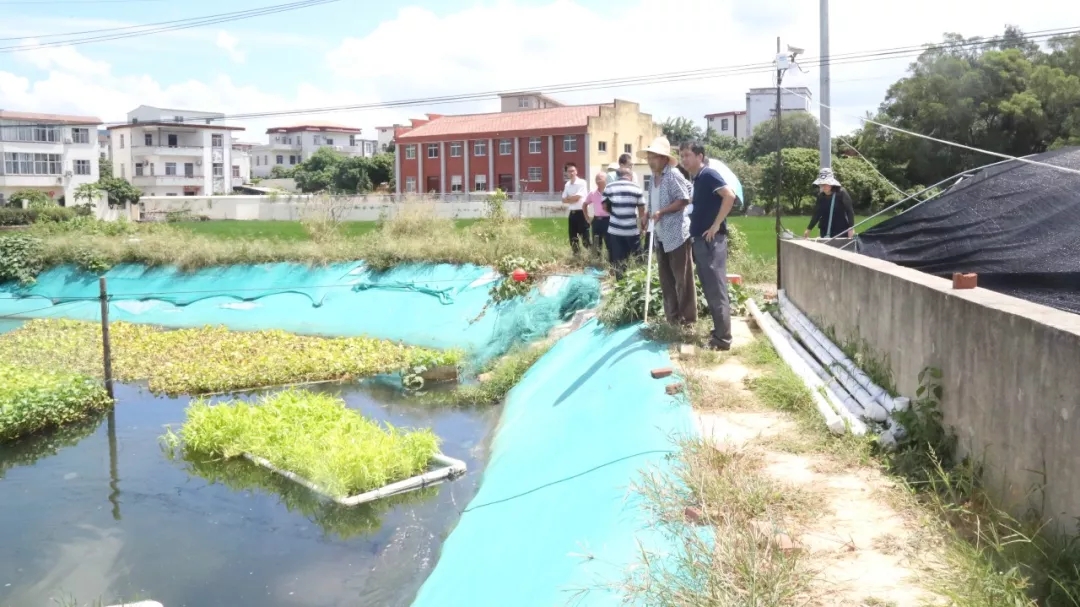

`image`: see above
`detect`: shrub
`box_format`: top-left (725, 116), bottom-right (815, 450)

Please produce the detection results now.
top-left (0, 319), bottom-right (464, 395)
top-left (0, 364), bottom-right (112, 442)
top-left (0, 234), bottom-right (45, 284)
top-left (597, 261), bottom-right (750, 328)
top-left (166, 389), bottom-right (440, 498)
top-left (0, 207), bottom-right (77, 226)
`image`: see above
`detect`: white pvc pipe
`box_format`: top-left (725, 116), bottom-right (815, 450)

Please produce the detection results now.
top-left (778, 291), bottom-right (894, 414)
top-left (778, 298), bottom-right (889, 422)
top-left (778, 325), bottom-right (868, 436)
top-left (777, 307), bottom-right (868, 419)
top-left (746, 299), bottom-right (847, 435)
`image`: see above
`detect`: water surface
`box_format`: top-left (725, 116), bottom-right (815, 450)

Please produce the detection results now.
top-left (0, 381), bottom-right (498, 607)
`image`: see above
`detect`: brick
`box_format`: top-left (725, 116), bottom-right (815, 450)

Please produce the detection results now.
top-left (665, 383), bottom-right (684, 395)
top-left (726, 274), bottom-right (743, 285)
top-left (683, 506), bottom-right (705, 525)
top-left (952, 272), bottom-right (977, 289)
top-left (650, 367), bottom-right (673, 379)
top-left (678, 344), bottom-right (696, 358)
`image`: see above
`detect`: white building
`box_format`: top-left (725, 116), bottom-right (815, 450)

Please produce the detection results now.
top-left (705, 110), bottom-right (748, 141)
top-left (251, 122), bottom-right (378, 179)
top-left (0, 109), bottom-right (102, 206)
top-left (498, 91), bottom-right (564, 112)
top-left (231, 139), bottom-right (255, 188)
top-left (744, 87), bottom-right (812, 139)
top-left (108, 105), bottom-right (245, 197)
top-left (97, 129), bottom-right (110, 162)
top-left (375, 125), bottom-right (400, 153)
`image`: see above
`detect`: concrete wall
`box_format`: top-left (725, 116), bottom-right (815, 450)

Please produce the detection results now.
top-left (585, 99), bottom-right (659, 187)
top-left (138, 194), bottom-right (574, 221)
top-left (780, 240), bottom-right (1080, 529)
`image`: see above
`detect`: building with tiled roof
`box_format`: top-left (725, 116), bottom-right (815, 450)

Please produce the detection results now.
top-left (251, 121), bottom-right (378, 179)
top-left (393, 97), bottom-right (660, 196)
top-left (0, 109), bottom-right (104, 206)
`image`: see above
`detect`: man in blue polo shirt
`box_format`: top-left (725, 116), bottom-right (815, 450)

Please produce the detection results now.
top-left (679, 141), bottom-right (738, 351)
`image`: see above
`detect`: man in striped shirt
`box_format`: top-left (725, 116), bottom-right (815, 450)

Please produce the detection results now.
top-left (602, 167), bottom-right (646, 278)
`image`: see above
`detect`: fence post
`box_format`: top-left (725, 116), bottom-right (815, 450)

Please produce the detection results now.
top-left (99, 277), bottom-right (114, 399)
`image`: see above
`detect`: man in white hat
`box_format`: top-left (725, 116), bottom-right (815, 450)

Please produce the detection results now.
top-left (639, 135), bottom-right (696, 326)
top-left (804, 168), bottom-right (855, 239)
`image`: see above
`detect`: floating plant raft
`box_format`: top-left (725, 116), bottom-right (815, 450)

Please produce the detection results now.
top-left (167, 389), bottom-right (466, 505)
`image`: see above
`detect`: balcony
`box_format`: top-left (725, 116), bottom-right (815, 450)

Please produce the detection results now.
top-left (0, 174), bottom-right (65, 188)
top-left (132, 174), bottom-right (204, 186)
top-left (131, 145), bottom-right (204, 158)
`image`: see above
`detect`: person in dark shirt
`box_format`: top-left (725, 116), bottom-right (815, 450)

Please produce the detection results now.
top-left (679, 142), bottom-right (738, 351)
top-left (804, 168), bottom-right (855, 239)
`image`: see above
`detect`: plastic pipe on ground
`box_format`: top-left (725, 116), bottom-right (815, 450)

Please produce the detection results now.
top-left (777, 306), bottom-right (868, 419)
top-left (778, 291), bottom-right (894, 414)
top-left (746, 299), bottom-right (847, 435)
top-left (777, 323), bottom-right (868, 436)
top-left (778, 298), bottom-right (889, 422)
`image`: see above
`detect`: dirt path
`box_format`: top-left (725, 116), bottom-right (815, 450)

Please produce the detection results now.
top-left (683, 318), bottom-right (948, 607)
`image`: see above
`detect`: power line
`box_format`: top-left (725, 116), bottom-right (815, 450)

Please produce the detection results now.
top-left (0, 0), bottom-right (167, 4)
top-left (3, 25), bottom-right (1079, 131)
top-left (0, 0), bottom-right (339, 45)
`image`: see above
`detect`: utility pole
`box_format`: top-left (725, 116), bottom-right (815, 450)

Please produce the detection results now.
top-left (819, 0), bottom-right (832, 170)
top-left (774, 37), bottom-right (784, 290)
top-left (99, 277), bottom-right (114, 399)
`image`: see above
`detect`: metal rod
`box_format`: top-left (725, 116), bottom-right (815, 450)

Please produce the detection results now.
top-left (819, 0), bottom-right (832, 170)
top-left (99, 276), bottom-right (114, 399)
top-left (774, 35), bottom-right (783, 290)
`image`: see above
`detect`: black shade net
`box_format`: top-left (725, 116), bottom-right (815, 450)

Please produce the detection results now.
top-left (857, 147), bottom-right (1080, 315)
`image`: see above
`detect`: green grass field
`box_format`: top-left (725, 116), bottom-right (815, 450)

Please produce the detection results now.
top-left (174, 216), bottom-right (884, 261)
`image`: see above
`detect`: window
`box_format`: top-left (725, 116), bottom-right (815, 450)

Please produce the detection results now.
top-left (212, 163), bottom-right (224, 177)
top-left (325, 138), bottom-right (334, 145)
top-left (264, 155), bottom-right (269, 165)
top-left (474, 174), bottom-right (487, 192)
top-left (211, 134), bottom-right (223, 147)
top-left (166, 193), bottom-right (178, 196)
top-left (276, 155), bottom-right (284, 165)
top-left (427, 144), bottom-right (439, 159)
top-left (450, 142), bottom-right (463, 157)
top-left (405, 145), bottom-right (416, 160)
top-left (73, 159), bottom-right (91, 175)
top-left (563, 136), bottom-right (577, 152)
top-left (499, 139), bottom-right (512, 155)
top-left (473, 141), bottom-right (486, 156)
top-left (289, 155), bottom-right (297, 165)
top-left (451, 175), bottom-right (463, 193)
top-left (313, 135), bottom-right (322, 145)
top-left (598, 141), bottom-right (607, 152)
top-left (134, 163), bottom-right (144, 177)
top-left (32, 126), bottom-right (60, 142)
top-left (405, 176), bottom-right (417, 193)
top-left (144, 133), bottom-right (153, 146)
top-left (72, 128), bottom-right (90, 144)
top-left (173, 115), bottom-right (184, 123)
top-left (232, 165), bottom-right (240, 178)
top-left (643, 174), bottom-right (653, 193)
top-left (528, 137), bottom-right (541, 154)
top-left (120, 135), bottom-right (125, 149)
top-left (349, 135), bottom-right (356, 147)
top-left (165, 162), bottom-right (177, 176)
top-left (3, 152), bottom-right (62, 175)
top-left (624, 144), bottom-right (632, 154)
top-left (527, 166), bottom-right (542, 182)
top-left (120, 164), bottom-right (125, 179)
top-left (518, 96), bottom-right (531, 108)
top-left (184, 163), bottom-right (194, 177)
top-left (721, 118), bottom-right (729, 130)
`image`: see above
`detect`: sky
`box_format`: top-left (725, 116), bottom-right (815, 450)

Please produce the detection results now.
top-left (1, 0), bottom-right (1079, 145)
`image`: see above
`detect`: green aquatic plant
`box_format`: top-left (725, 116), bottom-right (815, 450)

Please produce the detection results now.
top-left (0, 318), bottom-right (463, 395)
top-left (164, 389), bottom-right (441, 499)
top-left (0, 364), bottom-right (111, 442)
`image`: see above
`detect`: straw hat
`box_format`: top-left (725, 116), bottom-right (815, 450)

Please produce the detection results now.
top-left (812, 167), bottom-right (841, 187)
top-left (606, 162), bottom-right (620, 170)
top-left (638, 136), bottom-right (678, 165)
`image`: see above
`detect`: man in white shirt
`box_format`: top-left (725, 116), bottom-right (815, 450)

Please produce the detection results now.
top-left (562, 161), bottom-right (590, 254)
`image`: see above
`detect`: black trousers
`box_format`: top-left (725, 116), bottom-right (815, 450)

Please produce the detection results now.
top-left (568, 210), bottom-right (590, 253)
top-left (591, 216), bottom-right (610, 254)
top-left (608, 233), bottom-right (641, 279)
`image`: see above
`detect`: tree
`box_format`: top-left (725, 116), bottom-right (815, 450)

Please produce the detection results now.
top-left (745, 112), bottom-right (820, 160)
top-left (291, 148), bottom-right (396, 194)
top-left (662, 117), bottom-right (704, 146)
top-left (756, 148), bottom-right (821, 214)
top-left (98, 177), bottom-right (141, 207)
top-left (99, 157), bottom-right (113, 179)
top-left (73, 182), bottom-right (101, 207)
top-left (270, 165), bottom-right (295, 179)
top-left (8, 189), bottom-right (53, 208)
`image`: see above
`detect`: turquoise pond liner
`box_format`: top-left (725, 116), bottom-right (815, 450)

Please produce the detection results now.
top-left (412, 320), bottom-right (695, 607)
top-left (0, 262), bottom-right (601, 364)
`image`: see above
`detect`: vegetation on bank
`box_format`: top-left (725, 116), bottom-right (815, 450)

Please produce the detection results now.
top-left (626, 332), bottom-right (1080, 606)
top-left (0, 319), bottom-right (462, 395)
top-left (164, 389), bottom-right (440, 499)
top-left (0, 364), bottom-right (112, 442)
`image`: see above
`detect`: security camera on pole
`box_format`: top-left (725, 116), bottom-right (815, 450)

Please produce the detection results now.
top-left (774, 39), bottom-right (803, 289)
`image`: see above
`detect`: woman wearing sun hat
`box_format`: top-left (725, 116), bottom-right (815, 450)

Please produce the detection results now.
top-left (804, 167), bottom-right (855, 239)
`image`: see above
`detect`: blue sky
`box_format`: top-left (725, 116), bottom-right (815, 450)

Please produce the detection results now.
top-left (2, 0), bottom-right (1078, 144)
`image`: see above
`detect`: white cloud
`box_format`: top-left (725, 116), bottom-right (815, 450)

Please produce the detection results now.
top-left (215, 31), bottom-right (246, 64)
top-left (3, 0), bottom-right (1080, 146)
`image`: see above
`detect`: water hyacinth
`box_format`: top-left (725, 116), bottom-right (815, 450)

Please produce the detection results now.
top-left (0, 319), bottom-right (463, 395)
top-left (168, 390), bottom-right (441, 499)
top-left (0, 364), bottom-right (112, 442)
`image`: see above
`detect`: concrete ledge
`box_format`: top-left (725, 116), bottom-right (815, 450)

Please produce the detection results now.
top-left (780, 240), bottom-right (1080, 530)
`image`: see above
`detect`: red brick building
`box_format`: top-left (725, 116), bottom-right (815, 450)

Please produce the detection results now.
top-left (393, 94), bottom-right (660, 197)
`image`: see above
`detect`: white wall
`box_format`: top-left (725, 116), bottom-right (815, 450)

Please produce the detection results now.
top-left (109, 126), bottom-right (233, 195)
top-left (232, 147), bottom-right (251, 186)
top-left (745, 88), bottom-right (812, 138)
top-left (706, 114), bottom-right (748, 141)
top-left (0, 123), bottom-right (101, 203)
top-left (127, 105), bottom-right (225, 124)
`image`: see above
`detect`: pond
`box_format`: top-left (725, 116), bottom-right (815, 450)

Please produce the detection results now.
top-left (0, 381), bottom-right (499, 607)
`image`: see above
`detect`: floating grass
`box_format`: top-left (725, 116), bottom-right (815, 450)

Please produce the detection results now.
top-left (165, 389), bottom-right (441, 499)
top-left (0, 319), bottom-right (463, 395)
top-left (0, 364), bottom-right (112, 442)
